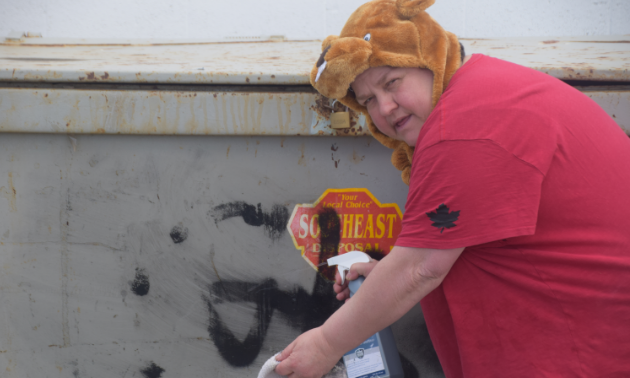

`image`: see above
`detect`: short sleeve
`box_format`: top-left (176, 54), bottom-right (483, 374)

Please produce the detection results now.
top-left (395, 139), bottom-right (544, 249)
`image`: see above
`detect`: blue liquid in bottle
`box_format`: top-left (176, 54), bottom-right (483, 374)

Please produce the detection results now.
top-left (342, 277), bottom-right (404, 378)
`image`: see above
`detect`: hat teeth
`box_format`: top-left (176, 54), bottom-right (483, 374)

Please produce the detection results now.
top-left (315, 61), bottom-right (327, 83)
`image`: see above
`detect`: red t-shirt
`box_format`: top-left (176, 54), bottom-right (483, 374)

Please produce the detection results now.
top-left (396, 54), bottom-right (630, 377)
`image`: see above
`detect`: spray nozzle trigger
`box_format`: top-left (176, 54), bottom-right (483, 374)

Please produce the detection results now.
top-left (327, 251), bottom-right (370, 285)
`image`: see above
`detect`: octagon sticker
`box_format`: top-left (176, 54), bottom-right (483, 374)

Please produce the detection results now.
top-left (287, 188), bottom-right (403, 277)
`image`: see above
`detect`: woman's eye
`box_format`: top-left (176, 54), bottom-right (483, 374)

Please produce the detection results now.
top-left (363, 97), bottom-right (373, 106)
top-left (386, 78), bottom-right (398, 86)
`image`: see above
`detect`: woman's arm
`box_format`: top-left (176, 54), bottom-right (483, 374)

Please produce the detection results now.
top-left (275, 245), bottom-right (464, 378)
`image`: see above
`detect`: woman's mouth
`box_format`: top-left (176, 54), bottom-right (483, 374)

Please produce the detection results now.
top-left (394, 115), bottom-right (411, 129)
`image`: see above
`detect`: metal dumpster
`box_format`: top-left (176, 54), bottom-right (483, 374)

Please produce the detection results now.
top-left (0, 35), bottom-right (628, 378)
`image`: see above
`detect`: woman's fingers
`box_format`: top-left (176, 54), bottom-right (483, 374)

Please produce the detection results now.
top-left (332, 260), bottom-right (379, 302)
top-left (275, 341), bottom-right (294, 362)
top-left (336, 289), bottom-right (350, 301)
top-left (275, 328), bottom-right (339, 378)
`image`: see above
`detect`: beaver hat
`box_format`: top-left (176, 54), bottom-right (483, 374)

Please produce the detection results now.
top-left (310, 0), bottom-right (462, 185)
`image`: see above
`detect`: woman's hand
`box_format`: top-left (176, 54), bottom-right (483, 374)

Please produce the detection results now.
top-left (333, 259), bottom-right (379, 302)
top-left (275, 327), bottom-right (342, 378)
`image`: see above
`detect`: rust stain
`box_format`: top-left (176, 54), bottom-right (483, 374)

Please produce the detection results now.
top-left (226, 145), bottom-right (230, 158)
top-left (570, 40), bottom-right (630, 44)
top-left (312, 94), bottom-right (333, 119)
top-left (352, 150), bottom-right (365, 163)
top-left (311, 94), bottom-right (368, 136)
top-left (298, 143), bottom-right (306, 166)
top-left (86, 72), bottom-right (95, 80)
top-left (542, 40), bottom-right (559, 44)
top-left (0, 172), bottom-right (17, 212)
top-left (101, 72), bottom-right (109, 80)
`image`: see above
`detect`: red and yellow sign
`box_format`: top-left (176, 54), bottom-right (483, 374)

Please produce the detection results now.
top-left (287, 188), bottom-right (403, 273)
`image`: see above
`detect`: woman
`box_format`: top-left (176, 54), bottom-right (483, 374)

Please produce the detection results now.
top-left (277, 1), bottom-right (630, 377)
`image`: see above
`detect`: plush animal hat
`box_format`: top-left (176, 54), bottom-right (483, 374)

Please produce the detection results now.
top-left (310, 0), bottom-right (462, 185)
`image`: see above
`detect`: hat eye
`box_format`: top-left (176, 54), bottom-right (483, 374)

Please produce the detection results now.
top-left (363, 33), bottom-right (371, 42)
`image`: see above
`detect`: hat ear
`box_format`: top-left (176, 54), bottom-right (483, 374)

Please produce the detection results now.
top-left (321, 35), bottom-right (339, 50)
top-left (396, 0), bottom-right (435, 19)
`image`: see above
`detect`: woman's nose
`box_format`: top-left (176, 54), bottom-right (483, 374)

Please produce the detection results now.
top-left (378, 95), bottom-right (397, 116)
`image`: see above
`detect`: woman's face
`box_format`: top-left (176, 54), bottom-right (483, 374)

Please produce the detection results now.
top-left (351, 66), bottom-right (434, 147)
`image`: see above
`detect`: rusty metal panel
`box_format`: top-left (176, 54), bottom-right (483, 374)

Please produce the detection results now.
top-left (0, 39), bottom-right (321, 85)
top-left (0, 85), bottom-right (369, 136)
top-left (1, 36), bottom-right (629, 85)
top-left (0, 83), bottom-right (626, 136)
top-left (0, 133), bottom-right (442, 378)
top-left (460, 36), bottom-right (630, 82)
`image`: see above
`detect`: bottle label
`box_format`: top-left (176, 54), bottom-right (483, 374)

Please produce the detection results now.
top-left (343, 334), bottom-right (387, 378)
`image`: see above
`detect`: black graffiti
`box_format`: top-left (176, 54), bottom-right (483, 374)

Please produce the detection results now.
top-left (210, 202), bottom-right (290, 241)
top-left (205, 205), bottom-right (424, 377)
top-left (205, 270), bottom-right (342, 367)
top-left (140, 362), bottom-right (165, 378)
top-left (317, 208), bottom-right (342, 280)
top-left (204, 207), bottom-right (342, 367)
top-left (131, 268), bottom-right (150, 296)
top-left (170, 225), bottom-right (189, 244)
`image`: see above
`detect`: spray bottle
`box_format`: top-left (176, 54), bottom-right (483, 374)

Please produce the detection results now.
top-left (327, 251), bottom-right (404, 378)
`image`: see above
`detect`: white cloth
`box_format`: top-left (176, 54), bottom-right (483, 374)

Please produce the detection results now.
top-left (257, 353), bottom-right (286, 378)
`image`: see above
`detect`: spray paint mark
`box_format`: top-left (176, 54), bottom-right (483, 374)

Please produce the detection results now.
top-left (331, 153), bottom-right (340, 168)
top-left (205, 279), bottom-right (277, 367)
top-left (204, 205), bottom-right (423, 377)
top-left (170, 225), bottom-right (188, 244)
top-left (205, 275), bottom-right (342, 367)
top-left (364, 248), bottom-right (386, 261)
top-left (317, 208), bottom-right (341, 281)
top-left (131, 268), bottom-right (150, 296)
top-left (204, 204), bottom-right (342, 366)
top-left (140, 362), bottom-right (165, 378)
top-left (70, 359), bottom-right (80, 378)
top-left (210, 202), bottom-right (289, 241)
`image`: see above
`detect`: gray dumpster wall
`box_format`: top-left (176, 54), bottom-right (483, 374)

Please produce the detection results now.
top-left (0, 134), bottom-right (442, 377)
